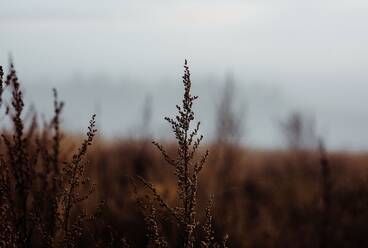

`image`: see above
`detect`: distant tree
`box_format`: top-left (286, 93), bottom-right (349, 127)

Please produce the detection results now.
top-left (279, 111), bottom-right (318, 150)
top-left (214, 73), bottom-right (246, 145)
top-left (140, 94), bottom-right (153, 139)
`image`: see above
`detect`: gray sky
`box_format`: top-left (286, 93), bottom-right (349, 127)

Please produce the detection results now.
top-left (1, 0), bottom-right (368, 150)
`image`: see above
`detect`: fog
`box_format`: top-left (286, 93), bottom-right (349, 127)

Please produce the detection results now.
top-left (1, 0), bottom-right (368, 150)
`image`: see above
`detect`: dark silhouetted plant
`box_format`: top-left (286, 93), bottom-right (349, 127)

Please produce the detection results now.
top-left (137, 60), bottom-right (228, 248)
top-left (0, 62), bottom-right (99, 248)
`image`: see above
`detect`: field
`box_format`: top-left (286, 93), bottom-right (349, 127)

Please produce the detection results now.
top-left (1, 62), bottom-right (368, 248)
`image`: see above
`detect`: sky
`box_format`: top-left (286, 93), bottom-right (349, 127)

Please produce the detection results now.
top-left (0, 0), bottom-right (368, 150)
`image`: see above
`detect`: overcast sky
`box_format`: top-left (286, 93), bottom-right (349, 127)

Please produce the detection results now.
top-left (1, 0), bottom-right (367, 83)
top-left (1, 0), bottom-right (368, 150)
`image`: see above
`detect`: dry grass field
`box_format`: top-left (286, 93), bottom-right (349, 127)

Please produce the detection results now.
top-left (2, 62), bottom-right (368, 247)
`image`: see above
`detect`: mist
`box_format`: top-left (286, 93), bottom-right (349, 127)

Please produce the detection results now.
top-left (1, 0), bottom-right (368, 150)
